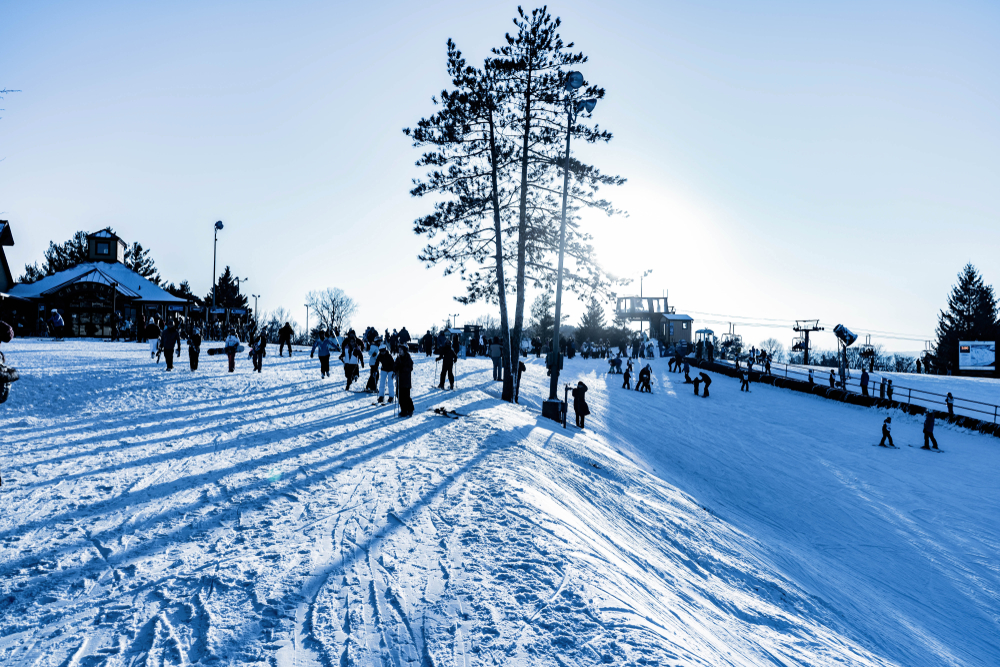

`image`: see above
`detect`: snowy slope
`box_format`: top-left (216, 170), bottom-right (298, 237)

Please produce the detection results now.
top-left (0, 340), bottom-right (997, 666)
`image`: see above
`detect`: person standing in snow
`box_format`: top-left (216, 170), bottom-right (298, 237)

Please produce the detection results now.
top-left (339, 339), bottom-right (364, 390)
top-left (160, 320), bottom-right (181, 371)
top-left (251, 332), bottom-right (267, 373)
top-left (693, 374), bottom-right (701, 396)
top-left (310, 331), bottom-right (333, 378)
top-left (366, 343), bottom-right (380, 392)
top-left (699, 372), bottom-right (712, 398)
top-left (829, 369), bottom-right (836, 389)
top-left (886, 379), bottom-right (894, 401)
top-left (623, 360), bottom-right (633, 390)
top-left (489, 336), bottom-right (503, 381)
top-left (764, 356), bottom-right (771, 375)
top-left (48, 309), bottom-right (66, 338)
top-left (398, 327), bottom-right (411, 352)
top-left (224, 329), bottom-right (240, 373)
top-left (187, 327), bottom-right (202, 371)
top-left (395, 346), bottom-right (414, 417)
top-left (146, 318), bottom-right (161, 359)
top-left (437, 344), bottom-right (456, 390)
top-left (860, 369), bottom-right (870, 396)
top-left (572, 381), bottom-right (590, 429)
top-left (740, 368), bottom-right (750, 392)
top-left (879, 377), bottom-right (886, 399)
top-left (422, 330), bottom-right (433, 357)
top-left (636, 364), bottom-right (652, 393)
top-left (278, 322), bottom-right (294, 356)
top-left (922, 413), bottom-right (939, 450)
top-left (376, 343), bottom-right (396, 404)
top-left (879, 417), bottom-right (893, 447)
top-left (945, 392), bottom-right (954, 416)
top-left (807, 368), bottom-right (814, 386)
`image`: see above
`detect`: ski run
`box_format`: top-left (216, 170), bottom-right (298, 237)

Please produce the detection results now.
top-left (1, 339), bottom-right (999, 667)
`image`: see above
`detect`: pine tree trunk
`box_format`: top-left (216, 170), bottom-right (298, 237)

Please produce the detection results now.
top-left (487, 113), bottom-right (515, 402)
top-left (510, 66), bottom-right (533, 403)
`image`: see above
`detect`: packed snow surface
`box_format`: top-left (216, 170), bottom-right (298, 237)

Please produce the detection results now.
top-left (1, 339), bottom-right (998, 666)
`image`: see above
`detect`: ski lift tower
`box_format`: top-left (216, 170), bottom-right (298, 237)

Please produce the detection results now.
top-left (793, 320), bottom-right (824, 365)
top-left (859, 335), bottom-right (876, 372)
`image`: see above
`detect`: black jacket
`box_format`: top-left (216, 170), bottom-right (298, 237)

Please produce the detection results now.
top-left (437, 347), bottom-right (457, 367)
top-left (278, 324), bottom-right (293, 341)
top-left (377, 349), bottom-right (395, 372)
top-left (160, 326), bottom-right (180, 351)
top-left (572, 383), bottom-right (590, 415)
top-left (395, 352), bottom-right (413, 389)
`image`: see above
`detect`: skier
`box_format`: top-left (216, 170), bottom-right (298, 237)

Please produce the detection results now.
top-left (740, 368), bottom-right (750, 392)
top-left (945, 392), bottom-right (954, 417)
top-left (340, 339), bottom-right (364, 390)
top-left (160, 320), bottom-right (181, 371)
top-left (310, 331), bottom-right (334, 378)
top-left (860, 369), bottom-right (870, 396)
top-left (187, 326), bottom-right (202, 371)
top-left (224, 329), bottom-right (240, 373)
top-left (879, 417), bottom-right (893, 447)
top-left (437, 344), bottom-right (456, 390)
top-left (636, 364), bottom-right (653, 393)
top-left (146, 317), bottom-right (161, 359)
top-left (396, 346), bottom-right (414, 417)
top-left (622, 361), bottom-right (632, 390)
top-left (699, 372), bottom-right (712, 398)
top-left (251, 332), bottom-right (267, 373)
top-left (278, 322), bottom-right (294, 356)
top-left (572, 381), bottom-right (590, 429)
top-left (922, 413), bottom-right (939, 450)
top-left (489, 336), bottom-right (503, 381)
top-left (376, 343), bottom-right (396, 404)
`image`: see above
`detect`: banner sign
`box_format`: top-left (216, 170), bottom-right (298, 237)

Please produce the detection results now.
top-left (230, 308), bottom-right (247, 315)
top-left (167, 305), bottom-right (185, 312)
top-left (210, 307), bottom-right (226, 314)
top-left (189, 305), bottom-right (204, 312)
top-left (959, 341), bottom-right (996, 370)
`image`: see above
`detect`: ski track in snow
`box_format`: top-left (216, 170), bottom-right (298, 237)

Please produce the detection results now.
top-left (0, 340), bottom-right (998, 666)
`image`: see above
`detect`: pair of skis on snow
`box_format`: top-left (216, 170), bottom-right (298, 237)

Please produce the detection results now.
top-left (874, 444), bottom-right (945, 453)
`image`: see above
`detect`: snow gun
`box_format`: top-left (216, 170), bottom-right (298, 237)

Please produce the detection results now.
top-left (834, 324), bottom-right (858, 347)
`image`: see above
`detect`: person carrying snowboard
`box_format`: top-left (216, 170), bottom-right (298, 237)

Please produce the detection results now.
top-left (922, 413), bottom-right (939, 450)
top-left (376, 343), bottom-right (396, 404)
top-left (278, 322), bottom-right (294, 356)
top-left (310, 331), bottom-right (333, 378)
top-left (187, 326), bottom-right (202, 371)
top-left (395, 346), bottom-right (414, 417)
top-left (700, 372), bottom-right (712, 398)
top-left (224, 329), bottom-right (240, 373)
top-left (437, 344), bottom-right (456, 390)
top-left (879, 417), bottom-right (893, 447)
top-left (572, 381), bottom-right (590, 429)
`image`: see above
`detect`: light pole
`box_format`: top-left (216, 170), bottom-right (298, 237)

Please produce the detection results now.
top-left (235, 277), bottom-right (248, 297)
top-left (304, 304), bottom-right (310, 337)
top-left (449, 313), bottom-right (460, 329)
top-left (212, 221), bottom-right (224, 310)
top-left (251, 294), bottom-right (260, 317)
top-left (640, 269), bottom-right (652, 298)
top-left (639, 269), bottom-right (652, 337)
top-left (543, 71), bottom-right (597, 422)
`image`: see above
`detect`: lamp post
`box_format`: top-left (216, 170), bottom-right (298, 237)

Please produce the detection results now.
top-left (450, 313), bottom-right (460, 329)
top-left (251, 294), bottom-right (260, 318)
top-left (110, 282), bottom-right (119, 340)
top-left (304, 304), bottom-right (310, 337)
top-left (212, 221), bottom-right (224, 310)
top-left (639, 269), bottom-right (652, 337)
top-left (543, 71), bottom-right (597, 422)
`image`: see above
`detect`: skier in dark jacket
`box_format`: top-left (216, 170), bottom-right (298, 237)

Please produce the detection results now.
top-left (572, 381), bottom-right (590, 428)
top-left (278, 322), bottom-right (294, 356)
top-left (437, 345), bottom-right (457, 390)
top-left (922, 413), bottom-right (939, 450)
top-left (376, 344), bottom-right (396, 403)
top-left (699, 372), bottom-right (712, 398)
top-left (879, 417), bottom-right (893, 447)
top-left (636, 365), bottom-right (652, 393)
top-left (160, 321), bottom-right (181, 371)
top-left (398, 327), bottom-right (411, 351)
top-left (396, 347), bottom-right (414, 417)
top-left (187, 327), bottom-right (202, 371)
top-left (740, 369), bottom-right (750, 392)
top-left (251, 333), bottom-right (267, 373)
top-left (623, 361), bottom-right (632, 389)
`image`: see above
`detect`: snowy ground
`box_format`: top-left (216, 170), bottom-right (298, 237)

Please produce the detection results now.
top-left (1, 340), bottom-right (998, 666)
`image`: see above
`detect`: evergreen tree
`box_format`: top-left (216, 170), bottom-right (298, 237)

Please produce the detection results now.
top-left (205, 266), bottom-right (249, 310)
top-left (18, 227), bottom-right (162, 286)
top-left (164, 280), bottom-right (199, 303)
top-left (576, 296), bottom-right (606, 342)
top-left (529, 291), bottom-right (556, 343)
top-left (124, 241), bottom-right (161, 284)
top-left (935, 263), bottom-right (999, 372)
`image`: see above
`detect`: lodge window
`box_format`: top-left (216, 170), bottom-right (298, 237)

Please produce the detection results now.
top-left (96, 242), bottom-right (110, 255)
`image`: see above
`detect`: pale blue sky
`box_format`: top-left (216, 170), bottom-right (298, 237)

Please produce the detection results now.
top-left (2, 1), bottom-right (998, 351)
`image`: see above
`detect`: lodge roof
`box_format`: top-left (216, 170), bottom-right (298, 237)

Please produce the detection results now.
top-left (8, 262), bottom-right (187, 304)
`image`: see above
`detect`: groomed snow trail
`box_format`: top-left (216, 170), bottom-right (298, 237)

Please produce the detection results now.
top-left (0, 341), bottom-right (996, 666)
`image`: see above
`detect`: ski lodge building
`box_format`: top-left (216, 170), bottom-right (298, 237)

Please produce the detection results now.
top-left (5, 228), bottom-right (190, 337)
top-left (615, 295), bottom-right (694, 347)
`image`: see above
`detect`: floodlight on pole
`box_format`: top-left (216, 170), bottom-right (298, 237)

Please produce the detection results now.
top-left (212, 221), bottom-right (224, 310)
top-left (543, 70), bottom-right (598, 422)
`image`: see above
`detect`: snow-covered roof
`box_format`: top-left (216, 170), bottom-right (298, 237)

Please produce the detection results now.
top-left (87, 229), bottom-right (121, 241)
top-left (8, 262), bottom-right (187, 304)
top-left (661, 313), bottom-right (694, 321)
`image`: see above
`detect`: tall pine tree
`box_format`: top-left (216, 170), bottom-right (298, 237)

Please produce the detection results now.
top-left (576, 296), bottom-right (606, 342)
top-left (935, 263), bottom-right (999, 372)
top-left (205, 266), bottom-right (249, 310)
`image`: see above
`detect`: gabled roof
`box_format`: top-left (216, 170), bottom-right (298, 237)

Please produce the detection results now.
top-left (8, 262), bottom-right (187, 304)
top-left (87, 228), bottom-right (121, 240)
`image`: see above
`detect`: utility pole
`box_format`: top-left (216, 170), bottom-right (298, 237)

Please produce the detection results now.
top-left (793, 320), bottom-right (824, 365)
top-left (450, 313), bottom-right (460, 329)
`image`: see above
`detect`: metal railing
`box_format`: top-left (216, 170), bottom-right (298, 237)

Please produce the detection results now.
top-left (712, 358), bottom-right (1000, 424)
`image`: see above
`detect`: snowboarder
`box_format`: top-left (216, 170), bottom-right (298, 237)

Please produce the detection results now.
top-left (572, 381), bottom-right (590, 429)
top-left (251, 333), bottom-right (267, 373)
top-left (636, 364), bottom-right (653, 393)
top-left (376, 344), bottom-right (396, 404)
top-left (160, 320), bottom-right (181, 371)
top-left (224, 329), bottom-right (240, 373)
top-left (489, 336), bottom-right (503, 381)
top-left (879, 417), bottom-right (893, 447)
top-left (310, 332), bottom-right (334, 378)
top-left (945, 392), bottom-right (954, 417)
top-left (278, 322), bottom-right (294, 356)
top-left (699, 372), bottom-right (712, 398)
top-left (396, 346), bottom-right (414, 416)
top-left (860, 369), bottom-right (870, 396)
top-left (922, 413), bottom-right (939, 450)
top-left (187, 327), bottom-right (202, 371)
top-left (740, 369), bottom-right (750, 392)
top-left (437, 344), bottom-right (456, 390)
